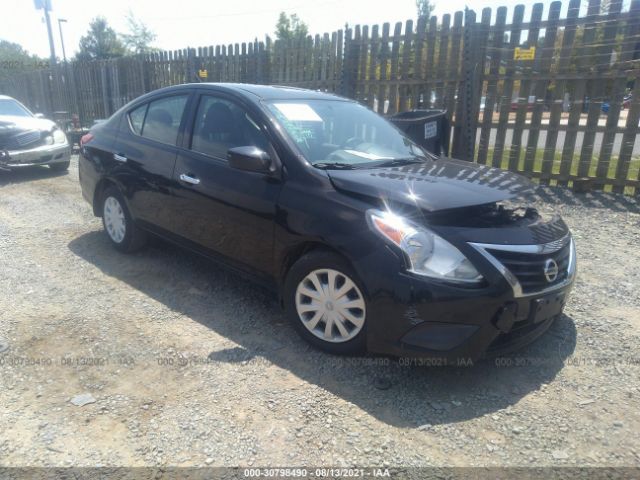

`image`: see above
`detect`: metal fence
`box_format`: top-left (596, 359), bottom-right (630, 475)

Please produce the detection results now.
top-left (1, 0), bottom-right (639, 194)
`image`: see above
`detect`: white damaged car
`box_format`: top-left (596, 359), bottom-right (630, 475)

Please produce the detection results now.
top-left (0, 95), bottom-right (70, 171)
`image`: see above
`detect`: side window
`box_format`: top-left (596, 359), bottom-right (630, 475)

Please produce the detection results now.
top-left (128, 104), bottom-right (147, 134)
top-left (190, 95), bottom-right (269, 159)
top-left (141, 95), bottom-right (189, 145)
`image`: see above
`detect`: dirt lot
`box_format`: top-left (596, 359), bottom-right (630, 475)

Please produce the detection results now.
top-left (1, 156), bottom-right (639, 469)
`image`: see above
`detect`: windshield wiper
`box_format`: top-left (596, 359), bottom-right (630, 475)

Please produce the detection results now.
top-left (369, 157), bottom-right (426, 168)
top-left (313, 162), bottom-right (358, 170)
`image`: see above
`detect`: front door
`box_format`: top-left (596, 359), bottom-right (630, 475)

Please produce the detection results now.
top-left (172, 92), bottom-right (282, 276)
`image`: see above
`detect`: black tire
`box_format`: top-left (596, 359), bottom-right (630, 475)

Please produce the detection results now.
top-left (101, 186), bottom-right (147, 253)
top-left (49, 160), bottom-right (70, 172)
top-left (284, 250), bottom-right (367, 355)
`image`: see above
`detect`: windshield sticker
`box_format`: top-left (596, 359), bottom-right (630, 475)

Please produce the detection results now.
top-left (273, 103), bottom-right (323, 122)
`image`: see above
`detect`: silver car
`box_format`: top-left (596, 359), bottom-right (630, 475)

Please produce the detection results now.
top-left (0, 95), bottom-right (71, 171)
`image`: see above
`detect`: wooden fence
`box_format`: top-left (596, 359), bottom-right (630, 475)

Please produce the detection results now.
top-left (2, 0), bottom-right (640, 194)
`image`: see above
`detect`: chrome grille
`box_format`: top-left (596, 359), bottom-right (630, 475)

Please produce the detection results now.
top-left (486, 242), bottom-right (571, 294)
top-left (470, 235), bottom-right (576, 297)
top-left (2, 130), bottom-right (44, 151)
top-left (13, 130), bottom-right (42, 148)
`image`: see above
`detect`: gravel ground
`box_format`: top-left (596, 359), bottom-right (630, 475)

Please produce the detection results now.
top-left (0, 156), bottom-right (639, 469)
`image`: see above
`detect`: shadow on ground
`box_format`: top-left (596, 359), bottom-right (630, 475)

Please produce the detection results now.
top-left (68, 230), bottom-right (577, 428)
top-left (0, 165), bottom-right (68, 186)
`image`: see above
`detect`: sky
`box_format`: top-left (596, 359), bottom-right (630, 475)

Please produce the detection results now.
top-left (0, 0), bottom-right (628, 60)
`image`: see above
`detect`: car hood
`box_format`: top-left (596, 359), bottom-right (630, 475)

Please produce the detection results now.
top-left (326, 157), bottom-right (535, 212)
top-left (0, 115), bottom-right (56, 134)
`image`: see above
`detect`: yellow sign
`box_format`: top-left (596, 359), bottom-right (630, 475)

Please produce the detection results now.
top-left (514, 47), bottom-right (536, 61)
top-left (198, 69), bottom-right (208, 79)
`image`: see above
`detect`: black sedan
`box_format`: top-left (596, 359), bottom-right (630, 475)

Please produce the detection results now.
top-left (79, 83), bottom-right (576, 361)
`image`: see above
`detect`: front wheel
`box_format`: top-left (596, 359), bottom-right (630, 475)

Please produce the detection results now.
top-left (101, 187), bottom-right (147, 253)
top-left (284, 251), bottom-right (368, 355)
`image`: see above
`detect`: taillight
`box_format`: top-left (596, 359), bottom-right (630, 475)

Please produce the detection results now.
top-left (80, 133), bottom-right (94, 147)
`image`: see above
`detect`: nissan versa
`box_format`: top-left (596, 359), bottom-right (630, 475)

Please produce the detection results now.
top-left (78, 83), bottom-right (576, 361)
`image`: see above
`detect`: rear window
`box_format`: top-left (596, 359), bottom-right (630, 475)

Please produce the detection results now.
top-left (128, 104), bottom-right (147, 134)
top-left (129, 95), bottom-right (188, 146)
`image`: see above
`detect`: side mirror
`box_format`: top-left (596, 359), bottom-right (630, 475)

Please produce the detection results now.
top-left (228, 146), bottom-right (272, 174)
top-left (34, 113), bottom-right (46, 119)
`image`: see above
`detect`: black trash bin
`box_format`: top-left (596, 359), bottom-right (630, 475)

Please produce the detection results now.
top-left (389, 109), bottom-right (450, 157)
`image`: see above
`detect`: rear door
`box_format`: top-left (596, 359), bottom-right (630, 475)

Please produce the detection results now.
top-left (111, 91), bottom-right (192, 232)
top-left (171, 91), bottom-right (282, 276)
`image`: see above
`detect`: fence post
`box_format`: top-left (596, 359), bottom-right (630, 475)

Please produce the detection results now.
top-left (139, 55), bottom-right (147, 94)
top-left (38, 70), bottom-right (52, 117)
top-left (264, 36), bottom-right (272, 84)
top-left (100, 62), bottom-right (110, 117)
top-left (68, 62), bottom-right (80, 117)
top-left (340, 27), bottom-right (356, 98)
top-left (187, 47), bottom-right (199, 83)
top-left (452, 8), bottom-right (479, 161)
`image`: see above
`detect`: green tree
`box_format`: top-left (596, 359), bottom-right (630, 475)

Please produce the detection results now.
top-left (121, 11), bottom-right (157, 55)
top-left (76, 17), bottom-right (125, 61)
top-left (0, 40), bottom-right (46, 81)
top-left (275, 12), bottom-right (308, 42)
top-left (416, 0), bottom-right (435, 18)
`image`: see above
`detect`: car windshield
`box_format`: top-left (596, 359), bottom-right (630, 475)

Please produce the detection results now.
top-left (266, 99), bottom-right (429, 169)
top-left (0, 99), bottom-right (33, 117)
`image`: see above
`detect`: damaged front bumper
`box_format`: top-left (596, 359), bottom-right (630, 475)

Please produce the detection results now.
top-left (357, 222), bottom-right (577, 362)
top-left (0, 142), bottom-right (71, 170)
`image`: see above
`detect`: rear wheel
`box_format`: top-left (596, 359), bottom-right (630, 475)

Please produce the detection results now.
top-left (49, 160), bottom-right (70, 172)
top-left (101, 187), bottom-right (147, 253)
top-left (284, 251), bottom-right (367, 355)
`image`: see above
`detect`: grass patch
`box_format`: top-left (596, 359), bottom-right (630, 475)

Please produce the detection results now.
top-left (477, 147), bottom-right (640, 195)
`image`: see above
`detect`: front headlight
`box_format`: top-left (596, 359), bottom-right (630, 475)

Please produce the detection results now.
top-left (52, 128), bottom-right (67, 144)
top-left (367, 209), bottom-right (483, 284)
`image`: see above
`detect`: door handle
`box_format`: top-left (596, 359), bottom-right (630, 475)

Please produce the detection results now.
top-left (113, 153), bottom-right (127, 163)
top-left (179, 173), bottom-right (200, 185)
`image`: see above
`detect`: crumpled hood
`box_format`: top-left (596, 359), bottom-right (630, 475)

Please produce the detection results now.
top-left (0, 115), bottom-right (56, 135)
top-left (327, 157), bottom-right (535, 212)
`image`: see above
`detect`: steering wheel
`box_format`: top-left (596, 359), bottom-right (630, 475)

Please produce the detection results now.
top-left (344, 136), bottom-right (365, 149)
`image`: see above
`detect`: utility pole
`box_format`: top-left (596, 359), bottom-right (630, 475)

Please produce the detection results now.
top-left (34, 0), bottom-right (56, 65)
top-left (58, 18), bottom-right (67, 62)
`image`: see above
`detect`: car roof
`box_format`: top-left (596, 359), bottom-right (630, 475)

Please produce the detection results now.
top-left (0, 95), bottom-right (17, 101)
top-left (137, 83), bottom-right (351, 103)
top-left (209, 83), bottom-right (349, 101)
